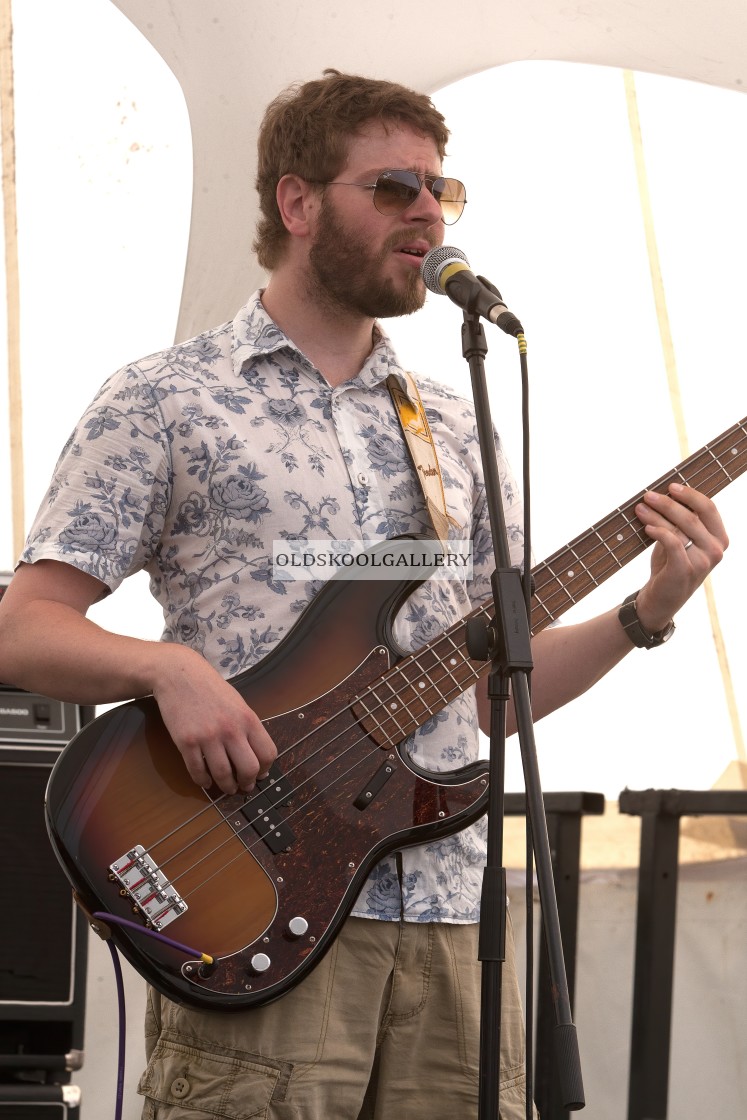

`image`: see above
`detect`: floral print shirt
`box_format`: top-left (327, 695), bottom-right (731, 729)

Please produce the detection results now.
top-left (23, 292), bottom-right (524, 922)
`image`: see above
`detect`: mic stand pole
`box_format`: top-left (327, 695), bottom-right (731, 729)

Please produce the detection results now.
top-left (459, 310), bottom-right (584, 1117)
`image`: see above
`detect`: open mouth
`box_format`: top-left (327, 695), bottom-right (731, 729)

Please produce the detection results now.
top-left (394, 242), bottom-right (432, 266)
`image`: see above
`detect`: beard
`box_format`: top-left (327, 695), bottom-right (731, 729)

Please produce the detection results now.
top-left (307, 197), bottom-right (434, 319)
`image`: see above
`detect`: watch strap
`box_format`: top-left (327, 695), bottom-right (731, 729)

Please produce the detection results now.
top-left (618, 591), bottom-right (676, 649)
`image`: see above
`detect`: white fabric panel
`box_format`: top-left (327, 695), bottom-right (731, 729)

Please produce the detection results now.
top-left (72, 854), bottom-right (747, 1116)
top-left (508, 858), bottom-right (747, 1116)
top-left (111, 0), bottom-right (747, 340)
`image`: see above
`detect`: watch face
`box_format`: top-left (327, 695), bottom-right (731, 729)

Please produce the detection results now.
top-left (657, 620), bottom-right (676, 645)
top-left (643, 618), bottom-right (675, 647)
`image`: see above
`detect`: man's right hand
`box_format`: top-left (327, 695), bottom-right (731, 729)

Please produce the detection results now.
top-left (151, 644), bottom-right (277, 794)
top-left (0, 559), bottom-right (276, 795)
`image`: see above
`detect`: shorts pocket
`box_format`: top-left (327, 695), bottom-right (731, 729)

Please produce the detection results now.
top-left (137, 1033), bottom-right (292, 1119)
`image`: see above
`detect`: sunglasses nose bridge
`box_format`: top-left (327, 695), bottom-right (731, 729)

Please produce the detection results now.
top-left (372, 171), bottom-right (464, 224)
top-left (402, 173), bottom-right (448, 224)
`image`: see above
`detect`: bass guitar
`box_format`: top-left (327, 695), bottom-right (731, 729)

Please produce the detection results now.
top-left (45, 416), bottom-right (747, 1009)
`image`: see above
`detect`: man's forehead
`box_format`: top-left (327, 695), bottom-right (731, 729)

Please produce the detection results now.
top-left (341, 120), bottom-right (443, 174)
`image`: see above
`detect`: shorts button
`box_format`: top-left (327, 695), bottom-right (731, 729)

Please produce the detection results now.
top-left (171, 1077), bottom-right (190, 1098)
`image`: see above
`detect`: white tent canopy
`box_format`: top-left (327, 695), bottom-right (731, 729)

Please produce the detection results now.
top-left (3, 0), bottom-right (746, 798)
top-left (103, 0), bottom-right (747, 802)
top-left (114, 0), bottom-right (747, 341)
top-left (3, 3), bottom-right (747, 1116)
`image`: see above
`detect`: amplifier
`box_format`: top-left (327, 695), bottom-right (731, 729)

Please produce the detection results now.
top-left (0, 692), bottom-right (91, 748)
top-left (0, 1083), bottom-right (80, 1118)
top-left (0, 577), bottom-right (92, 748)
top-left (0, 575), bottom-right (91, 1098)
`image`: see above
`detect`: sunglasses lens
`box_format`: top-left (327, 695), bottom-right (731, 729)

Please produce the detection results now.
top-left (433, 178), bottom-right (467, 225)
top-left (372, 171), bottom-right (467, 224)
top-left (372, 171), bottom-right (421, 214)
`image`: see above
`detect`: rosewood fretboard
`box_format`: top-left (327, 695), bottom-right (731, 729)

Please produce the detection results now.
top-left (355, 416), bottom-right (747, 749)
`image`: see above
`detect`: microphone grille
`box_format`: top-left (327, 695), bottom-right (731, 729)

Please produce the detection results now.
top-left (420, 245), bottom-right (470, 294)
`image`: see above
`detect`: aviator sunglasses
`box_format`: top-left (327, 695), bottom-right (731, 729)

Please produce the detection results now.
top-left (311, 169), bottom-right (467, 225)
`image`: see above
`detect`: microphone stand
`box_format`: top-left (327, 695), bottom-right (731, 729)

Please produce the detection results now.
top-left (459, 308), bottom-right (585, 1117)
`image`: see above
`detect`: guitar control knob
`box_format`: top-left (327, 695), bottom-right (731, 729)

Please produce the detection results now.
top-left (248, 953), bottom-right (271, 975)
top-left (288, 916), bottom-right (309, 938)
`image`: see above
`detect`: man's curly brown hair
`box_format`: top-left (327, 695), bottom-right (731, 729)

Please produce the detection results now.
top-left (253, 69), bottom-right (450, 271)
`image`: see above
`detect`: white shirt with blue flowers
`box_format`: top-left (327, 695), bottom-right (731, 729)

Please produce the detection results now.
top-left (23, 291), bottom-right (524, 923)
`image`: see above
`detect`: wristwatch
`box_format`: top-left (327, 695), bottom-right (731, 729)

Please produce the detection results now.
top-left (618, 591), bottom-right (676, 649)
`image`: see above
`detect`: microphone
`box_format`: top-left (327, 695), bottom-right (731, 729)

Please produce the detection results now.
top-left (420, 246), bottom-right (524, 337)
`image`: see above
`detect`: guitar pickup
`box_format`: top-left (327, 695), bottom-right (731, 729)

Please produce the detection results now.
top-left (354, 761), bottom-right (396, 810)
top-left (241, 791), bottom-right (295, 855)
top-left (255, 763), bottom-right (292, 807)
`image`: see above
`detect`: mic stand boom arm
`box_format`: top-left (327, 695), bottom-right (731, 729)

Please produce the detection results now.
top-left (460, 309), bottom-right (585, 1116)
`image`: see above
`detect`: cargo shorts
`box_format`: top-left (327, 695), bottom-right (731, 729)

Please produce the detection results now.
top-left (138, 912), bottom-right (536, 1119)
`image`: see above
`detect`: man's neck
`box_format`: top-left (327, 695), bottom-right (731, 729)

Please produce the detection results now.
top-left (261, 275), bottom-right (377, 388)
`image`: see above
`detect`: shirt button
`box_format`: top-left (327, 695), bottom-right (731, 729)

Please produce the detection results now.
top-left (171, 1078), bottom-right (190, 1099)
top-left (357, 473), bottom-right (369, 486)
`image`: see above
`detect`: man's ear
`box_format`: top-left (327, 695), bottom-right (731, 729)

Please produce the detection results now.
top-left (275, 173), bottom-right (320, 239)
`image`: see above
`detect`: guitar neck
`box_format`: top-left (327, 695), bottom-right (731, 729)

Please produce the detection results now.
top-left (365, 416), bottom-right (747, 748)
top-left (529, 415), bottom-right (747, 634)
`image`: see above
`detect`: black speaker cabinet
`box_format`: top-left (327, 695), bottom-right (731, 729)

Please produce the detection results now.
top-left (0, 691), bottom-right (92, 1090)
top-left (0, 1083), bottom-right (80, 1118)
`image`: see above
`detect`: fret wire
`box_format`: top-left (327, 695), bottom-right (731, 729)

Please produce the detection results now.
top-left (443, 640), bottom-right (479, 689)
top-left (533, 537), bottom-right (643, 627)
top-left (530, 443), bottom-right (734, 622)
top-left (354, 693), bottom-right (390, 740)
top-left (359, 682), bottom-right (414, 746)
top-left (390, 649), bottom-right (450, 707)
top-left (568, 547), bottom-right (600, 586)
top-left (442, 630), bottom-right (471, 664)
top-left (591, 530), bottom-right (613, 573)
top-left (386, 664), bottom-right (434, 719)
top-left (534, 539), bottom-right (644, 620)
top-left (705, 445), bottom-right (733, 484)
top-left (355, 420), bottom-right (747, 728)
top-left (375, 676), bottom-right (414, 738)
top-left (388, 671), bottom-right (435, 736)
top-left (425, 634), bottom-right (464, 674)
top-left (371, 654), bottom-right (452, 730)
top-left (362, 627), bottom-right (484, 735)
top-left (533, 427), bottom-right (745, 633)
top-left (530, 594), bottom-right (555, 625)
top-left (422, 668), bottom-right (450, 704)
top-left (539, 526), bottom-right (645, 591)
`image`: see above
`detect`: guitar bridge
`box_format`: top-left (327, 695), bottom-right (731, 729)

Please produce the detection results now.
top-left (109, 844), bottom-right (187, 930)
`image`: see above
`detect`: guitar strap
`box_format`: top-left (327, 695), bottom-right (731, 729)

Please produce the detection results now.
top-left (386, 371), bottom-right (460, 544)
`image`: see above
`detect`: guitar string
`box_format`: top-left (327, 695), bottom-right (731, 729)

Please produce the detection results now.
top-left (148, 473), bottom-right (716, 924)
top-left (529, 433), bottom-right (745, 622)
top-left (130, 440), bottom-right (746, 908)
top-left (140, 438), bottom-right (745, 907)
top-left (144, 486), bottom-right (734, 926)
top-left (139, 636), bottom-right (487, 911)
top-left (122, 438), bottom-right (747, 921)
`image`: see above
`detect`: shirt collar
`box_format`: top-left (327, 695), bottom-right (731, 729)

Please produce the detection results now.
top-left (231, 291), bottom-right (295, 374)
top-left (231, 290), bottom-right (415, 399)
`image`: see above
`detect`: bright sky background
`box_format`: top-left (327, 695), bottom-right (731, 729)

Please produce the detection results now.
top-left (2, 0), bottom-right (745, 799)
